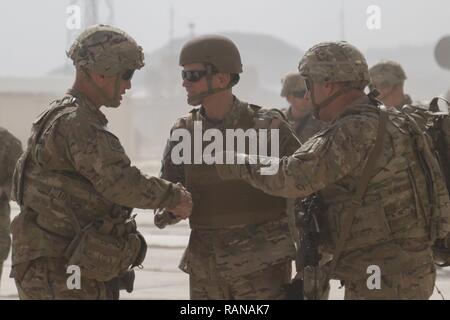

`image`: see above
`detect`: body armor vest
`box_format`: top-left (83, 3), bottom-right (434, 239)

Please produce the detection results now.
top-left (185, 104), bottom-right (286, 228)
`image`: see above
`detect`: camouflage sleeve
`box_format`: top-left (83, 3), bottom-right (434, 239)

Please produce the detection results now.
top-left (0, 131), bottom-right (21, 261)
top-left (217, 115), bottom-right (377, 198)
top-left (159, 117), bottom-right (190, 183)
top-left (65, 121), bottom-right (182, 210)
top-left (277, 115), bottom-right (302, 157)
top-left (0, 132), bottom-right (23, 199)
top-left (262, 109), bottom-right (301, 157)
top-left (154, 122), bottom-right (187, 228)
top-left (160, 136), bottom-right (185, 184)
top-left (439, 116), bottom-right (450, 174)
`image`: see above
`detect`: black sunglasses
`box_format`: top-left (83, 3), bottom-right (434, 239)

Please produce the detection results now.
top-left (122, 69), bottom-right (135, 81)
top-left (292, 90), bottom-right (307, 98)
top-left (182, 70), bottom-right (208, 82)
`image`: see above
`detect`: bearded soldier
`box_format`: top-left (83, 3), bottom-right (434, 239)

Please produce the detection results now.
top-left (10, 24), bottom-right (192, 300)
top-left (156, 35), bottom-right (301, 299)
top-left (216, 41), bottom-right (450, 299)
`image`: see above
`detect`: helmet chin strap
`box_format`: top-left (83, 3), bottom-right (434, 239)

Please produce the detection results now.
top-left (109, 76), bottom-right (122, 108)
top-left (309, 81), bottom-right (353, 120)
top-left (187, 64), bottom-right (233, 106)
top-left (82, 68), bottom-right (121, 108)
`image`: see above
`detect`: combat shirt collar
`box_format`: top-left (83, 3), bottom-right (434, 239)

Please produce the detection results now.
top-left (198, 96), bottom-right (245, 128)
top-left (332, 95), bottom-right (377, 124)
top-left (66, 88), bottom-right (108, 126)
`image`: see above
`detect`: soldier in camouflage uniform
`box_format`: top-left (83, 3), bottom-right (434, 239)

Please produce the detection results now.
top-left (280, 71), bottom-right (326, 143)
top-left (155, 35), bottom-right (301, 299)
top-left (369, 60), bottom-right (413, 110)
top-left (217, 41), bottom-right (450, 299)
top-left (9, 25), bottom-right (192, 300)
top-left (0, 128), bottom-right (22, 285)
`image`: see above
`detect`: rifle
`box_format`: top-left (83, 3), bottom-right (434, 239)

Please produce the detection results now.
top-left (297, 194), bottom-right (324, 300)
top-left (284, 194), bottom-right (324, 300)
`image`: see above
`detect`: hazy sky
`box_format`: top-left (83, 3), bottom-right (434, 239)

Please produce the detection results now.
top-left (1, 0), bottom-right (449, 77)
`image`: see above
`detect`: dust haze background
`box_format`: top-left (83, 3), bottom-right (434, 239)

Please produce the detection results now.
top-left (0, 0), bottom-right (449, 163)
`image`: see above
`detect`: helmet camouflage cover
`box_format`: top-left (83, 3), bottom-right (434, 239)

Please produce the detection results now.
top-left (298, 41), bottom-right (370, 89)
top-left (67, 24), bottom-right (145, 76)
top-left (369, 60), bottom-right (407, 89)
top-left (281, 71), bottom-right (306, 97)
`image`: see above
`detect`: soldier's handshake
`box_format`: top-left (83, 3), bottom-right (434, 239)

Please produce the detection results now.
top-left (168, 183), bottom-right (193, 219)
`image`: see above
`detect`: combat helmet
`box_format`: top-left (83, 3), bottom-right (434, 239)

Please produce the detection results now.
top-left (298, 41), bottom-right (370, 119)
top-left (281, 71), bottom-right (306, 98)
top-left (68, 24), bottom-right (144, 76)
top-left (179, 34), bottom-right (242, 105)
top-left (299, 41), bottom-right (370, 88)
top-left (67, 24), bottom-right (144, 108)
top-left (369, 60), bottom-right (407, 90)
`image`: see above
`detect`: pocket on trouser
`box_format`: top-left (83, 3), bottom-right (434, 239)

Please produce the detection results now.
top-left (214, 223), bottom-right (296, 281)
top-left (397, 264), bottom-right (436, 300)
top-left (179, 232), bottom-right (214, 280)
top-left (344, 263), bottom-right (436, 300)
top-left (14, 257), bottom-right (111, 300)
top-left (189, 273), bottom-right (231, 300)
top-left (344, 275), bottom-right (400, 300)
top-left (230, 261), bottom-right (292, 300)
top-left (14, 258), bottom-right (53, 300)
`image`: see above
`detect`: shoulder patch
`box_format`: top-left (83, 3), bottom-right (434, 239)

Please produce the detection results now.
top-left (102, 130), bottom-right (125, 153)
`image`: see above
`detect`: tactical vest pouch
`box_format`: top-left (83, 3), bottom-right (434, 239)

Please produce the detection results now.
top-left (184, 106), bottom-right (287, 228)
top-left (64, 217), bottom-right (147, 282)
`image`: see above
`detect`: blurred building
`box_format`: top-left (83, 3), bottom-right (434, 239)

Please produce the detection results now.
top-left (0, 76), bottom-right (139, 160)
